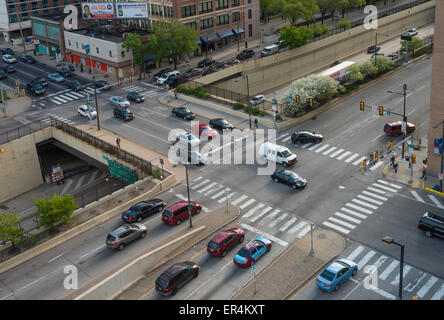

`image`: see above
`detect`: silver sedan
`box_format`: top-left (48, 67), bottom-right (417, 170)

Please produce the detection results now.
top-left (48, 73), bottom-right (65, 83)
top-left (109, 96), bottom-right (130, 108)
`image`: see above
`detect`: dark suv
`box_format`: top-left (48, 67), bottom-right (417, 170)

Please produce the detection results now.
top-left (162, 200), bottom-right (202, 225)
top-left (236, 49), bottom-right (255, 61)
top-left (367, 45), bottom-right (381, 54)
top-left (171, 107), bottom-right (195, 120)
top-left (65, 80), bottom-right (85, 92)
top-left (113, 106), bottom-right (134, 121)
top-left (127, 91), bottom-right (144, 103)
top-left (95, 80), bottom-right (111, 90)
top-left (26, 82), bottom-right (45, 96)
top-left (155, 261), bottom-right (199, 296)
top-left (0, 48), bottom-right (14, 55)
top-left (418, 212), bottom-right (444, 238)
top-left (58, 68), bottom-right (72, 78)
top-left (33, 77), bottom-right (48, 87)
top-left (121, 199), bottom-right (166, 223)
top-left (207, 227), bottom-right (245, 257)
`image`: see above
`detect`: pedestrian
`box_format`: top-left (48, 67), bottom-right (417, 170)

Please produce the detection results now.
top-left (174, 90), bottom-right (177, 100)
top-left (394, 162), bottom-right (399, 174)
top-left (116, 137), bottom-right (121, 149)
top-left (255, 118), bottom-right (258, 129)
top-left (422, 164), bottom-right (427, 180)
top-left (390, 154), bottom-right (395, 167)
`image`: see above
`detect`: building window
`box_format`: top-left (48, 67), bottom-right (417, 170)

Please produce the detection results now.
top-left (185, 22), bottom-right (197, 30)
top-left (248, 9), bottom-right (252, 19)
top-left (200, 18), bottom-right (213, 30)
top-left (165, 6), bottom-right (173, 18)
top-left (232, 11), bottom-right (240, 22)
top-left (10, 14), bottom-right (17, 23)
top-left (109, 51), bottom-right (112, 57)
top-left (68, 40), bottom-right (71, 47)
top-left (121, 51), bottom-right (125, 58)
top-left (232, 0), bottom-right (240, 7)
top-left (8, 5), bottom-right (16, 13)
top-left (249, 24), bottom-right (253, 37)
top-left (181, 5), bottom-right (196, 18)
top-left (199, 1), bottom-right (212, 14)
top-left (96, 47), bottom-right (99, 54)
top-left (248, 0), bottom-right (251, 3)
top-left (216, 14), bottom-right (229, 26)
top-left (215, 0), bottom-right (228, 10)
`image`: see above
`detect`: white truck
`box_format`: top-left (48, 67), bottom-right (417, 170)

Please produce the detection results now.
top-left (318, 61), bottom-right (355, 81)
top-left (259, 142), bottom-right (297, 167)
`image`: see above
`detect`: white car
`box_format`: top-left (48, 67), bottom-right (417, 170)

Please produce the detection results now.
top-left (48, 73), bottom-right (65, 83)
top-left (77, 105), bottom-right (97, 119)
top-left (157, 71), bottom-right (180, 84)
top-left (109, 96), bottom-right (130, 108)
top-left (175, 132), bottom-right (200, 148)
top-left (250, 95), bottom-right (265, 106)
top-left (406, 28), bottom-right (418, 36)
top-left (3, 54), bottom-right (17, 63)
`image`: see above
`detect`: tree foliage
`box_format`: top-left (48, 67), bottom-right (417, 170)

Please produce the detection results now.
top-left (32, 194), bottom-right (78, 230)
top-left (401, 37), bottom-right (424, 57)
top-left (335, 18), bottom-right (351, 30)
top-left (317, 0), bottom-right (337, 24)
top-left (122, 33), bottom-right (144, 77)
top-left (0, 213), bottom-right (26, 248)
top-left (279, 25), bottom-right (314, 49)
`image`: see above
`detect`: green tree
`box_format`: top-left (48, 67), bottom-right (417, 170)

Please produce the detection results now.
top-left (122, 33), bottom-right (144, 79)
top-left (299, 0), bottom-right (319, 26)
top-left (32, 194), bottom-right (78, 230)
top-left (335, 18), bottom-right (351, 31)
top-left (401, 37), bottom-right (424, 58)
top-left (260, 0), bottom-right (275, 23)
top-left (282, 0), bottom-right (305, 26)
top-left (346, 64), bottom-right (364, 85)
top-left (279, 25), bottom-right (314, 49)
top-left (317, 0), bottom-right (337, 24)
top-left (336, 0), bottom-right (366, 18)
top-left (0, 213), bottom-right (26, 248)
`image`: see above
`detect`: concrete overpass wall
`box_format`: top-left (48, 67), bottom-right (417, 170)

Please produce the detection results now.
top-left (198, 1), bottom-right (435, 96)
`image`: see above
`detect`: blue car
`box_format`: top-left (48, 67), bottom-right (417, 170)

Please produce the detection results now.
top-left (316, 258), bottom-right (358, 292)
top-left (233, 237), bottom-right (272, 268)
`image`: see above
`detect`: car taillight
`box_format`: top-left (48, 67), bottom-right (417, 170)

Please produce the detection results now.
top-left (128, 217), bottom-right (131, 222)
top-left (418, 222), bottom-right (421, 227)
top-left (216, 248), bottom-right (220, 254)
top-left (113, 242), bottom-right (117, 247)
top-left (327, 284), bottom-right (331, 288)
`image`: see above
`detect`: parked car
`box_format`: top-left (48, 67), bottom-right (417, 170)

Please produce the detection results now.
top-left (233, 237), bottom-right (272, 267)
top-left (209, 118), bottom-right (234, 131)
top-left (371, 52), bottom-right (384, 58)
top-left (175, 131), bottom-right (200, 147)
top-left (26, 82), bottom-right (45, 96)
top-left (57, 68), bottom-right (72, 78)
top-left (77, 104), bottom-right (97, 119)
top-left (367, 45), bottom-right (381, 54)
top-left (191, 123), bottom-right (218, 141)
top-left (387, 53), bottom-right (398, 60)
top-left (0, 48), bottom-right (14, 55)
top-left (2, 54), bottom-right (16, 63)
top-left (164, 75), bottom-right (181, 89)
top-left (95, 80), bottom-right (111, 90)
top-left (106, 223), bottom-right (147, 250)
top-left (417, 212), bottom-right (444, 238)
top-left (206, 61), bottom-right (225, 73)
top-left (155, 261), bottom-right (199, 296)
top-left (153, 68), bottom-right (173, 81)
top-left (33, 77), bottom-right (48, 87)
top-left (183, 68), bottom-right (201, 79)
top-left (0, 70), bottom-right (6, 80)
top-left (316, 259), bottom-right (358, 292)
top-left (407, 28), bottom-right (418, 36)
top-left (249, 95), bottom-right (265, 106)
top-left (109, 96), bottom-right (130, 108)
top-left (274, 40), bottom-right (287, 49)
top-left (271, 170), bottom-right (307, 190)
top-left (127, 91), bottom-right (144, 103)
top-left (113, 106), bottom-right (134, 121)
top-left (383, 121), bottom-right (415, 136)
top-left (65, 80), bottom-right (85, 92)
top-left (197, 58), bottom-right (215, 68)
top-left (236, 49), bottom-right (255, 61)
top-left (207, 227), bottom-right (245, 257)
top-left (161, 200), bottom-right (202, 225)
top-left (1, 65), bottom-right (15, 73)
top-left (157, 71), bottom-right (180, 85)
top-left (330, 60), bottom-right (343, 67)
top-left (121, 199), bottom-right (166, 223)
top-left (171, 107), bottom-right (195, 120)
top-left (260, 44), bottom-right (279, 57)
top-left (48, 72), bottom-right (65, 83)
top-left (21, 55), bottom-right (35, 63)
top-left (291, 130), bottom-right (323, 144)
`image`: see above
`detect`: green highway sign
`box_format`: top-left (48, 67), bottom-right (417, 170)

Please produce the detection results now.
top-left (102, 155), bottom-right (136, 184)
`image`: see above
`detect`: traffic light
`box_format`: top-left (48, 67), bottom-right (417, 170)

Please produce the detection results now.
top-left (296, 95), bottom-right (300, 103)
top-left (360, 101), bottom-right (364, 111)
top-left (289, 94), bottom-right (293, 100)
top-left (388, 141), bottom-right (393, 149)
top-left (378, 106), bottom-right (384, 116)
top-left (412, 154), bottom-right (416, 164)
top-left (309, 98), bottom-right (313, 107)
top-left (373, 151), bottom-right (378, 160)
top-left (0, 147), bottom-right (4, 153)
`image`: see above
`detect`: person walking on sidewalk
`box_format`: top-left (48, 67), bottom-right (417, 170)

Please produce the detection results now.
top-left (421, 164), bottom-right (427, 180)
top-left (394, 162), bottom-right (399, 174)
top-left (390, 153), bottom-right (395, 168)
top-left (255, 118), bottom-right (258, 129)
top-left (116, 137), bottom-right (121, 149)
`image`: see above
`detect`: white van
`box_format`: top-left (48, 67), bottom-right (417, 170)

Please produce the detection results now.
top-left (261, 44), bottom-right (279, 57)
top-left (259, 142), bottom-right (297, 167)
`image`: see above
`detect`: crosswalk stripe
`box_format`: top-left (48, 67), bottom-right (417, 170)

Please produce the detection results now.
top-left (257, 209), bottom-right (281, 225)
top-left (288, 221), bottom-right (307, 234)
top-left (69, 91), bottom-right (85, 98)
top-left (242, 203), bottom-right (266, 218)
top-left (197, 182), bottom-right (217, 193)
top-left (218, 192), bottom-right (236, 203)
top-left (344, 153), bottom-right (360, 163)
top-left (416, 276), bottom-right (439, 298)
top-left (301, 143), bottom-right (312, 149)
top-left (322, 146), bottom-right (337, 155)
top-left (85, 89), bottom-right (95, 94)
top-left (59, 94), bottom-right (74, 101)
top-left (352, 156), bottom-right (367, 166)
top-left (367, 186), bottom-right (387, 195)
top-left (282, 135), bottom-right (292, 142)
top-left (239, 198), bottom-right (256, 209)
top-left (328, 217), bottom-right (356, 229)
top-left (64, 93), bottom-right (80, 99)
top-left (372, 183), bottom-right (398, 193)
top-left (322, 221), bottom-right (350, 234)
top-left (52, 96), bottom-right (67, 103)
top-left (248, 206), bottom-right (272, 222)
top-left (314, 144), bottom-right (330, 153)
top-left (431, 283), bottom-right (444, 300)
top-left (346, 245), bottom-right (365, 261)
top-left (192, 176), bottom-right (203, 183)
top-left (379, 260), bottom-right (399, 280)
top-left (351, 199), bottom-right (378, 210)
top-left (308, 143), bottom-right (321, 151)
top-left (390, 265), bottom-right (412, 285)
top-left (269, 213), bottom-right (288, 227)
top-left (357, 250), bottom-right (376, 269)
top-left (410, 190), bottom-right (425, 203)
top-left (231, 195), bottom-right (248, 205)
top-left (277, 133), bottom-right (290, 140)
top-left (50, 99), bottom-right (62, 105)
top-left (369, 161), bottom-right (384, 171)
top-left (373, 255), bottom-right (389, 269)
top-left (211, 187), bottom-right (230, 200)
top-left (334, 212), bottom-right (361, 224)
top-left (340, 207), bottom-right (367, 219)
top-left (377, 180), bottom-right (402, 189)
top-left (191, 178), bottom-right (211, 190)
top-left (404, 272), bottom-right (427, 292)
top-left (336, 151), bottom-right (351, 160)
top-left (362, 190), bottom-right (388, 201)
top-left (296, 224), bottom-right (311, 238)
top-left (239, 223), bottom-right (288, 247)
top-left (345, 203), bottom-right (373, 215)
top-left (329, 148), bottom-right (344, 158)
top-left (279, 217), bottom-right (297, 232)
top-left (356, 194), bottom-right (384, 205)
top-left (428, 195), bottom-right (444, 209)
top-left (203, 184), bottom-right (223, 196)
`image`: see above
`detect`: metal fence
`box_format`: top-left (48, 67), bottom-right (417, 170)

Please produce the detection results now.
top-left (0, 118), bottom-right (51, 145)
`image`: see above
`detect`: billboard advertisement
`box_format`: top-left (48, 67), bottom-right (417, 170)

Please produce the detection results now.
top-left (82, 3), bottom-right (115, 19)
top-left (117, 3), bottom-right (149, 18)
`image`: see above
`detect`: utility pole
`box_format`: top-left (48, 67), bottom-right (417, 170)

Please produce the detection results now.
top-left (433, 120), bottom-right (444, 192)
top-left (85, 43), bottom-right (100, 130)
top-left (387, 84), bottom-right (408, 158)
top-left (245, 74), bottom-right (251, 129)
top-left (18, 20), bottom-right (27, 56)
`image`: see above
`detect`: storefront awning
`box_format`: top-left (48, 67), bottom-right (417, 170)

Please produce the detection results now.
top-left (232, 26), bottom-right (245, 35)
top-left (217, 29), bottom-right (234, 39)
top-left (200, 32), bottom-right (219, 44)
top-left (195, 39), bottom-right (203, 46)
top-left (143, 54), bottom-right (155, 62)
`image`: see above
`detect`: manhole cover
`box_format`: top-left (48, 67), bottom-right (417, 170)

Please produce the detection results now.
top-left (318, 233), bottom-right (326, 239)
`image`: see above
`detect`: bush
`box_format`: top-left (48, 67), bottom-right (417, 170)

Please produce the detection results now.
top-left (233, 102), bottom-right (245, 110)
top-left (312, 25), bottom-right (329, 37)
top-left (245, 106), bottom-right (266, 117)
top-left (151, 169), bottom-right (162, 179)
top-left (175, 85), bottom-right (209, 99)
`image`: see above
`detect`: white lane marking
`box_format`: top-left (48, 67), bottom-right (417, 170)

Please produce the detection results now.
top-left (336, 151), bottom-right (351, 160)
top-left (356, 195), bottom-right (384, 206)
top-left (369, 161), bottom-right (384, 171)
top-left (282, 135), bottom-right (292, 142)
top-left (322, 146), bottom-right (337, 155)
top-left (356, 250), bottom-right (377, 269)
top-left (242, 203), bottom-right (266, 218)
top-left (79, 245), bottom-right (106, 261)
top-left (239, 223), bottom-right (288, 247)
top-left (329, 148), bottom-right (344, 158)
top-left (428, 195), bottom-right (444, 209)
top-left (344, 153), bottom-right (360, 163)
top-left (390, 265), bottom-right (412, 286)
top-left (279, 217), bottom-right (297, 232)
top-left (431, 283), bottom-right (444, 300)
top-left (211, 187), bottom-right (230, 200)
top-left (248, 206), bottom-right (272, 221)
top-left (287, 221), bottom-right (307, 235)
top-left (351, 199), bottom-right (378, 210)
top-left (52, 96), bottom-right (68, 103)
top-left (192, 176), bottom-right (203, 183)
top-left (191, 178), bottom-right (211, 190)
top-left (50, 99), bottom-right (62, 105)
top-left (362, 190), bottom-right (388, 201)
top-left (257, 209), bottom-right (281, 226)
top-left (231, 195), bottom-right (248, 205)
top-left (58, 94), bottom-right (74, 101)
top-left (296, 225), bottom-right (311, 238)
top-left (64, 92), bottom-right (81, 99)
top-left (203, 184), bottom-right (223, 196)
top-left (367, 186), bottom-right (387, 195)
top-left (239, 198), bottom-right (256, 209)
top-left (218, 192), bottom-right (236, 203)
top-left (269, 213), bottom-right (288, 227)
top-left (352, 156), bottom-right (367, 166)
top-left (340, 207), bottom-right (367, 219)
top-left (377, 180), bottom-right (402, 189)
top-left (60, 179), bottom-right (74, 195)
top-left (371, 287), bottom-right (396, 300)
top-left (197, 182), bottom-right (217, 194)
top-left (277, 132), bottom-right (290, 140)
top-left (379, 260), bottom-right (399, 280)
top-left (334, 212), bottom-right (361, 224)
top-left (322, 221), bottom-right (350, 234)
top-left (345, 203), bottom-right (373, 215)
top-left (74, 175), bottom-right (86, 191)
top-left (404, 272), bottom-right (427, 292)
top-left (328, 217), bottom-right (356, 229)
top-left (48, 253), bottom-right (64, 264)
top-left (371, 133), bottom-right (385, 142)
top-left (372, 255), bottom-right (389, 269)
top-left (301, 143), bottom-right (312, 149)
top-left (346, 245), bottom-right (365, 261)
top-left (416, 276), bottom-right (438, 298)
top-left (69, 91), bottom-right (85, 98)
top-left (410, 191), bottom-right (425, 203)
top-left (308, 143), bottom-right (321, 151)
top-left (314, 144), bottom-right (330, 153)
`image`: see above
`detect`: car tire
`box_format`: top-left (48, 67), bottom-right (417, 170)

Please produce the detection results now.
top-left (158, 205), bottom-right (163, 212)
top-left (283, 162), bottom-right (288, 167)
top-left (139, 231), bottom-right (146, 239)
top-left (425, 230), bottom-right (433, 238)
top-left (196, 208), bottom-right (201, 214)
top-left (273, 178), bottom-right (279, 183)
top-left (176, 219), bottom-right (182, 225)
top-left (267, 245), bottom-right (271, 252)
top-left (222, 250), bottom-right (227, 257)
top-left (239, 236), bottom-right (244, 243)
top-left (118, 243), bottom-right (125, 251)
top-left (172, 112), bottom-right (176, 117)
top-left (292, 184), bottom-right (297, 190)
top-left (171, 288), bottom-right (178, 296)
top-left (316, 139), bottom-right (322, 144)
top-left (137, 216), bottom-right (142, 223)
top-left (352, 268), bottom-right (357, 276)
top-left (193, 270), bottom-right (199, 278)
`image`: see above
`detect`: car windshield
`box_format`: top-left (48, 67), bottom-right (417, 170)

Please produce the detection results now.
top-left (201, 126), bottom-right (209, 131)
top-left (337, 260), bottom-right (351, 268)
top-left (183, 109), bottom-right (191, 113)
top-left (320, 269), bottom-right (336, 281)
top-left (115, 97), bottom-right (124, 102)
top-left (107, 234), bottom-right (116, 242)
top-left (34, 85), bottom-right (43, 90)
top-left (131, 224), bottom-right (140, 230)
top-left (163, 210), bottom-right (172, 218)
top-left (237, 248), bottom-right (250, 258)
top-left (156, 278), bottom-right (168, 289)
top-left (287, 172), bottom-right (299, 181)
top-left (281, 150), bottom-right (292, 158)
top-left (208, 241), bottom-right (220, 249)
top-left (125, 210), bottom-right (136, 217)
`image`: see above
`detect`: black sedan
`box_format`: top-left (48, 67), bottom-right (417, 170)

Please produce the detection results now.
top-left (153, 68), bottom-right (173, 81)
top-left (291, 131), bottom-right (323, 144)
top-left (21, 55), bottom-right (35, 63)
top-left (58, 68), bottom-right (72, 78)
top-left (65, 80), bottom-right (84, 91)
top-left (95, 80), bottom-right (111, 90)
top-left (172, 107), bottom-right (195, 120)
top-left (121, 199), bottom-right (166, 223)
top-left (127, 91), bottom-right (144, 103)
top-left (0, 48), bottom-right (13, 55)
top-left (209, 118), bottom-right (234, 131)
top-left (33, 77), bottom-right (48, 87)
top-left (0, 70), bottom-right (7, 79)
top-left (367, 45), bottom-right (380, 54)
top-left (271, 170), bottom-right (307, 190)
top-left (1, 65), bottom-right (15, 73)
top-left (183, 68), bottom-right (201, 79)
top-left (197, 58), bottom-right (215, 68)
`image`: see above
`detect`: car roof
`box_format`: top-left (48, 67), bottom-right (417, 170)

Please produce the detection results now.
top-left (326, 262), bottom-right (343, 273)
top-left (130, 202), bottom-right (149, 210)
top-left (109, 224), bottom-right (130, 236)
top-left (165, 200), bottom-right (189, 211)
top-left (210, 230), bottom-right (236, 243)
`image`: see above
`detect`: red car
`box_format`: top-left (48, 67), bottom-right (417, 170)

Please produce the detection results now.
top-left (192, 123), bottom-right (218, 141)
top-left (384, 121), bottom-right (415, 136)
top-left (162, 200), bottom-right (202, 225)
top-left (207, 227), bottom-right (245, 257)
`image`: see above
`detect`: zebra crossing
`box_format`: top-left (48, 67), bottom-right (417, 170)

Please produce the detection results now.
top-left (186, 176), bottom-right (313, 245)
top-left (121, 84), bottom-right (163, 99)
top-left (342, 244), bottom-right (444, 300)
top-left (322, 179), bottom-right (402, 235)
top-left (47, 87), bottom-right (96, 105)
top-left (410, 190), bottom-right (444, 209)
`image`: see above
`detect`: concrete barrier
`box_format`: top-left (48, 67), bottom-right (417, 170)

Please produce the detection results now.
top-left (74, 226), bottom-right (206, 300)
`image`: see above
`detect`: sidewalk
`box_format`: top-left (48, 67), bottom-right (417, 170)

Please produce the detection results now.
top-left (232, 228), bottom-right (345, 300)
top-left (0, 96), bottom-right (32, 123)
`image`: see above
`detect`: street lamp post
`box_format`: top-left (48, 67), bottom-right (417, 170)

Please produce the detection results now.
top-left (382, 236), bottom-right (405, 300)
top-left (185, 145), bottom-right (193, 228)
top-left (433, 120), bottom-right (444, 192)
top-left (387, 83), bottom-right (408, 158)
top-left (309, 222), bottom-right (315, 256)
top-left (246, 74), bottom-right (251, 129)
top-left (85, 43), bottom-right (100, 130)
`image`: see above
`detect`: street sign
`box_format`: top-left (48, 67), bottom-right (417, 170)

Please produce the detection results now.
top-left (84, 44), bottom-right (90, 54)
top-left (102, 155), bottom-right (136, 184)
top-left (402, 121), bottom-right (407, 133)
top-left (440, 173), bottom-right (443, 180)
top-left (387, 108), bottom-right (391, 116)
top-left (251, 265), bottom-right (256, 272)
